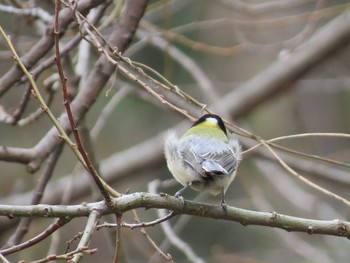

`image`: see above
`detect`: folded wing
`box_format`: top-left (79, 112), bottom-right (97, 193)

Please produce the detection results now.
top-left (182, 148), bottom-right (237, 178)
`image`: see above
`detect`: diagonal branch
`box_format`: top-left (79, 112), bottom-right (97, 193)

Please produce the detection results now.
top-left (3, 145), bottom-right (64, 248)
top-left (54, 0), bottom-right (113, 206)
top-left (70, 210), bottom-right (101, 263)
top-left (217, 11), bottom-right (350, 118)
top-left (26, 0), bottom-right (149, 173)
top-left (0, 218), bottom-right (70, 256)
top-left (0, 0), bottom-right (106, 96)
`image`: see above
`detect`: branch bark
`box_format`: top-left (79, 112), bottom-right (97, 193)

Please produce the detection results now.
top-left (0, 193), bottom-right (349, 239)
top-left (2, 9), bottom-right (350, 175)
top-left (0, 0), bottom-right (105, 96)
top-left (218, 11), bottom-right (350, 118)
top-left (26, 0), bottom-right (149, 172)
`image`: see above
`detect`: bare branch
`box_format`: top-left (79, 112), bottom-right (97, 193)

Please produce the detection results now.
top-left (0, 218), bottom-right (70, 256)
top-left (220, 0), bottom-right (315, 15)
top-left (54, 0), bottom-right (113, 206)
top-left (218, 11), bottom-right (350, 118)
top-left (121, 211), bottom-right (176, 229)
top-left (0, 0), bottom-right (106, 96)
top-left (0, 146), bottom-right (37, 164)
top-left (0, 253), bottom-right (10, 263)
top-left (69, 210), bottom-right (101, 263)
top-left (0, 4), bottom-right (52, 22)
top-left (26, 0), bottom-right (149, 172)
top-left (4, 145), bottom-right (63, 248)
top-left (0, 194), bottom-right (349, 238)
top-left (31, 246), bottom-right (97, 263)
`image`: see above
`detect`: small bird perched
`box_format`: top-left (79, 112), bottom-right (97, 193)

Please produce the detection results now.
top-left (164, 114), bottom-right (241, 209)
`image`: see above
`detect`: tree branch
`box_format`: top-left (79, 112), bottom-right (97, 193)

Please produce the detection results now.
top-left (54, 0), bottom-right (113, 207)
top-left (3, 145), bottom-right (64, 248)
top-left (0, 218), bottom-right (70, 256)
top-left (0, 0), bottom-right (106, 96)
top-left (217, 11), bottom-right (350, 118)
top-left (69, 210), bottom-right (101, 263)
top-left (26, 0), bottom-right (149, 172)
top-left (0, 193), bottom-right (349, 238)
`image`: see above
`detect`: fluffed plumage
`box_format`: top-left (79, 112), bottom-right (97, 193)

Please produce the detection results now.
top-left (164, 114), bottom-right (241, 205)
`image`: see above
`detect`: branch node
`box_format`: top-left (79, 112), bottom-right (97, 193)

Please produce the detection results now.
top-left (307, 225), bottom-right (314, 235)
top-left (337, 222), bottom-right (348, 236)
top-left (270, 211), bottom-right (278, 220)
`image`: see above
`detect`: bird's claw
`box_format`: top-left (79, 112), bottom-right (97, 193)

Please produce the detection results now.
top-left (176, 195), bottom-right (185, 207)
top-left (221, 200), bottom-right (228, 212)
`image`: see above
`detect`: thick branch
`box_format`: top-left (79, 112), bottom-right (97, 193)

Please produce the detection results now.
top-left (217, 11), bottom-right (350, 118)
top-left (2, 8), bottom-right (349, 173)
top-left (0, 0), bottom-right (105, 96)
top-left (0, 146), bottom-right (37, 163)
top-left (0, 193), bottom-right (349, 238)
top-left (26, 0), bottom-right (149, 172)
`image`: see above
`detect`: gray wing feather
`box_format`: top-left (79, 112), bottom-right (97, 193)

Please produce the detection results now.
top-left (202, 160), bottom-right (228, 174)
top-left (202, 150), bottom-right (236, 174)
top-left (181, 146), bottom-right (236, 177)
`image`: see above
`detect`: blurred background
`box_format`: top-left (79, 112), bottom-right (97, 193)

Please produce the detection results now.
top-left (0, 0), bottom-right (350, 262)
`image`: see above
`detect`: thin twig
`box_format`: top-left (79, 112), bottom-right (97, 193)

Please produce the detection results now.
top-left (65, 232), bottom-right (83, 254)
top-left (29, 246), bottom-right (97, 263)
top-left (0, 218), bottom-right (70, 256)
top-left (90, 87), bottom-right (130, 140)
top-left (97, 211), bottom-right (176, 230)
top-left (141, 20), bottom-right (246, 56)
top-left (157, 209), bottom-right (205, 263)
top-left (17, 84), bottom-right (57, 126)
top-left (69, 210), bottom-right (101, 263)
top-left (246, 132), bottom-right (350, 154)
top-left (122, 211), bottom-right (176, 229)
top-left (243, 168), bottom-right (333, 263)
top-left (0, 26), bottom-right (88, 169)
top-left (114, 214), bottom-right (122, 263)
top-left (3, 145), bottom-right (64, 248)
top-left (61, 3), bottom-right (202, 120)
top-left (258, 139), bottom-right (350, 207)
top-left (132, 210), bottom-right (174, 262)
top-left (18, 0), bottom-right (149, 174)
top-left (148, 180), bottom-right (205, 263)
top-left (226, 122), bottom-right (350, 207)
top-left (244, 132), bottom-right (350, 169)
top-left (54, 0), bottom-right (114, 206)
top-left (8, 84), bottom-right (32, 124)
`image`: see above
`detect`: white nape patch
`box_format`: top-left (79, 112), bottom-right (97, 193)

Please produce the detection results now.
top-left (205, 117), bottom-right (218, 125)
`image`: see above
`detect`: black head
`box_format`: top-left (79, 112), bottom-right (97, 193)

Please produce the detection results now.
top-left (193, 114), bottom-right (227, 135)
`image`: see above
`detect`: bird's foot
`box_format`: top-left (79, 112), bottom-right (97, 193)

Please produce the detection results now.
top-left (221, 200), bottom-right (228, 212)
top-left (174, 185), bottom-right (189, 208)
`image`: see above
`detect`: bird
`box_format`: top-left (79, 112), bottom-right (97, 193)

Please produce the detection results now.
top-left (164, 114), bottom-right (241, 210)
